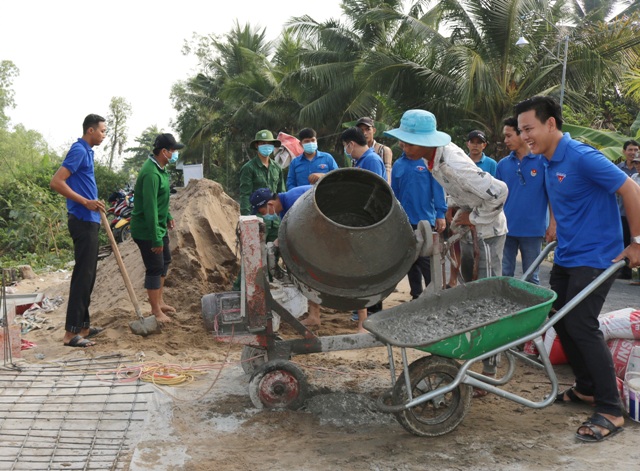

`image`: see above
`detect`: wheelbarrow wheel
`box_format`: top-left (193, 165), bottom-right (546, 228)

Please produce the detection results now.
top-left (249, 360), bottom-right (308, 410)
top-left (392, 355), bottom-right (471, 437)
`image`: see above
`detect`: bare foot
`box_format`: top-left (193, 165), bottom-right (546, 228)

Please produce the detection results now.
top-left (160, 304), bottom-right (176, 314)
top-left (153, 312), bottom-right (173, 323)
top-left (358, 327), bottom-right (369, 334)
top-left (300, 317), bottom-right (320, 327)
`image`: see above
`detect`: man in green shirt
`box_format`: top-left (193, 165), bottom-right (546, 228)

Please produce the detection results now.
top-left (130, 133), bottom-right (183, 324)
top-left (239, 130), bottom-right (286, 243)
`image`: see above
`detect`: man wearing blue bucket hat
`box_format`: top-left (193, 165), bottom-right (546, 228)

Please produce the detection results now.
top-left (384, 109), bottom-right (509, 396)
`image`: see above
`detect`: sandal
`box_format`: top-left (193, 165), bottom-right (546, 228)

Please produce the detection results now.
top-left (555, 387), bottom-right (595, 406)
top-left (575, 413), bottom-right (623, 442)
top-left (64, 335), bottom-right (95, 348)
top-left (86, 327), bottom-right (105, 339)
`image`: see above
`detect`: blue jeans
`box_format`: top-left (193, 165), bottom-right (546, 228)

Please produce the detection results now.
top-left (502, 236), bottom-right (543, 284)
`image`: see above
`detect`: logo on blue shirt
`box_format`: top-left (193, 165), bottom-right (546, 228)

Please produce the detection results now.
top-left (531, 169), bottom-right (538, 177)
top-left (318, 164), bottom-right (328, 170)
top-left (556, 172), bottom-right (566, 183)
top-left (416, 166), bottom-right (427, 172)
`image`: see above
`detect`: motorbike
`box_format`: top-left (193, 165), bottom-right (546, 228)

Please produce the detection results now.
top-left (111, 198), bottom-right (133, 243)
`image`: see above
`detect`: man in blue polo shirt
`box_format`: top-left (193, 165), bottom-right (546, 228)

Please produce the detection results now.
top-left (391, 147), bottom-right (447, 298)
top-left (516, 95), bottom-right (640, 443)
top-left (50, 114), bottom-right (107, 348)
top-left (341, 127), bottom-right (387, 180)
top-left (496, 117), bottom-right (554, 284)
top-left (286, 128), bottom-right (338, 189)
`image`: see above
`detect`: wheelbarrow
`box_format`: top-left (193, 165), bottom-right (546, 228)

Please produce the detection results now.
top-left (364, 242), bottom-right (626, 436)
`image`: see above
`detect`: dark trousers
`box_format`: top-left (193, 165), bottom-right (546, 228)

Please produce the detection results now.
top-left (66, 215), bottom-right (100, 333)
top-left (408, 256), bottom-right (431, 299)
top-left (134, 236), bottom-right (171, 290)
top-left (549, 264), bottom-right (620, 416)
top-left (620, 216), bottom-right (632, 278)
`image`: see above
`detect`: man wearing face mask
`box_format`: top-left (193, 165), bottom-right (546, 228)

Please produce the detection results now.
top-left (239, 130), bottom-right (286, 218)
top-left (286, 128), bottom-right (338, 190)
top-left (130, 133), bottom-right (184, 324)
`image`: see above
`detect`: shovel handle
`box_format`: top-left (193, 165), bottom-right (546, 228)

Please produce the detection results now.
top-left (100, 211), bottom-right (144, 320)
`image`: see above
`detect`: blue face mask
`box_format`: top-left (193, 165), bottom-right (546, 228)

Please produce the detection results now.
top-left (169, 151), bottom-right (179, 164)
top-left (303, 142), bottom-right (318, 154)
top-left (344, 145), bottom-right (351, 158)
top-left (263, 213), bottom-right (278, 221)
top-left (258, 144), bottom-right (274, 157)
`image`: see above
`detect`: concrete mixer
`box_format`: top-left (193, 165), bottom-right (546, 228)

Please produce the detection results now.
top-left (201, 168), bottom-right (451, 410)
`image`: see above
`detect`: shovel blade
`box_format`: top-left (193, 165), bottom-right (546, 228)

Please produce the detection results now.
top-left (129, 315), bottom-right (160, 337)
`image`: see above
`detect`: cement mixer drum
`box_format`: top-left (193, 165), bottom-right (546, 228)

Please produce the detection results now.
top-left (278, 168), bottom-right (417, 310)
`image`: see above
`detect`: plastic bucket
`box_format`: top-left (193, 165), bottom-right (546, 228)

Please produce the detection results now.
top-left (624, 346), bottom-right (640, 422)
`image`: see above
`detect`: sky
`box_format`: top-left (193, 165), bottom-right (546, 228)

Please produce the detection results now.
top-left (1, 0), bottom-right (344, 164)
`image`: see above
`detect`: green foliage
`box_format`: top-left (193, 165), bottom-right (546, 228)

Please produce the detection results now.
top-left (105, 96), bottom-right (132, 171)
top-left (0, 60), bottom-right (19, 129)
top-left (121, 125), bottom-right (161, 177)
top-left (562, 123), bottom-right (627, 160)
top-left (171, 1), bottom-right (640, 171)
top-left (0, 179), bottom-right (70, 256)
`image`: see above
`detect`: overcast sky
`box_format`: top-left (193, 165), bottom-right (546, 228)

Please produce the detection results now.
top-left (2, 0), bottom-right (344, 163)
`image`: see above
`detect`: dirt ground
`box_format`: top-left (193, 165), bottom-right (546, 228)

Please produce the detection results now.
top-left (8, 179), bottom-right (640, 470)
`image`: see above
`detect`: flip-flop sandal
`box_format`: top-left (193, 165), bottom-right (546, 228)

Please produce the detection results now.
top-left (575, 413), bottom-right (623, 442)
top-left (555, 387), bottom-right (595, 406)
top-left (86, 327), bottom-right (105, 339)
top-left (64, 335), bottom-right (95, 348)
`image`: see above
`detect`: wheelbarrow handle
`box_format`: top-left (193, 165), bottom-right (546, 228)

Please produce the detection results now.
top-left (520, 241), bottom-right (557, 283)
top-left (545, 258), bottom-right (627, 330)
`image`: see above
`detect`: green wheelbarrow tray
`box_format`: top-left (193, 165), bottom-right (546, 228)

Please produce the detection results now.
top-left (364, 277), bottom-right (557, 360)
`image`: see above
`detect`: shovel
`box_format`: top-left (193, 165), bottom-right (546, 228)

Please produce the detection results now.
top-left (100, 211), bottom-right (160, 337)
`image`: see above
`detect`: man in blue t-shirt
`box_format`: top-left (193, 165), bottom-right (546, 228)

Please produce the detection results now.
top-left (340, 127), bottom-right (387, 180)
top-left (516, 95), bottom-right (640, 442)
top-left (286, 128), bottom-right (338, 190)
top-left (496, 117), bottom-right (554, 284)
top-left (50, 114), bottom-right (107, 349)
top-left (340, 126), bottom-right (387, 330)
top-left (391, 149), bottom-right (447, 299)
top-left (466, 130), bottom-right (497, 176)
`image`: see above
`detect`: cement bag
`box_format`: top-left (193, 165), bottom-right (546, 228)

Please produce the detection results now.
top-left (522, 328), bottom-right (568, 365)
top-left (542, 327), bottom-right (569, 365)
top-left (598, 308), bottom-right (640, 341)
top-left (608, 339), bottom-right (640, 379)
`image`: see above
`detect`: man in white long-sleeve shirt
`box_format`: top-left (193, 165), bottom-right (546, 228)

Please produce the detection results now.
top-left (384, 109), bottom-right (508, 397)
top-left (385, 109), bottom-right (508, 282)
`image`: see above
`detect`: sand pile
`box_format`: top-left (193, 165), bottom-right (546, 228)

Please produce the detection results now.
top-left (22, 179), bottom-right (242, 362)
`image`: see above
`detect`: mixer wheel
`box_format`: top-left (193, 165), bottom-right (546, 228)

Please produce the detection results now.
top-left (240, 346), bottom-right (267, 375)
top-left (249, 360), bottom-right (308, 410)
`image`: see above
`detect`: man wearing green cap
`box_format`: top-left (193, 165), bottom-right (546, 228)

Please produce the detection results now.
top-left (239, 130), bottom-right (286, 242)
top-left (384, 109), bottom-right (508, 396)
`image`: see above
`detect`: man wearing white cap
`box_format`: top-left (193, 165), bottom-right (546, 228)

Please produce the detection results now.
top-left (384, 110), bottom-right (508, 396)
